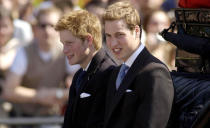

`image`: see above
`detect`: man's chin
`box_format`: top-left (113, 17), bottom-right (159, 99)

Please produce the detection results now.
top-left (114, 55), bottom-right (122, 61)
top-left (68, 60), bottom-right (73, 65)
top-left (68, 60), bottom-right (77, 65)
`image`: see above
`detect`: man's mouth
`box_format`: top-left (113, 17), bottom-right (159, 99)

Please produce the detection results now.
top-left (67, 55), bottom-right (74, 60)
top-left (112, 48), bottom-right (122, 55)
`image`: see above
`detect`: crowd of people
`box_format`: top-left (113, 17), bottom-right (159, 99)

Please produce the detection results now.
top-left (0, 0), bottom-right (183, 128)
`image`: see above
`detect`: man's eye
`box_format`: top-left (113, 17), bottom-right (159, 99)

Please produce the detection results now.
top-left (117, 33), bottom-right (124, 37)
top-left (65, 42), bottom-right (72, 45)
top-left (105, 34), bottom-right (111, 38)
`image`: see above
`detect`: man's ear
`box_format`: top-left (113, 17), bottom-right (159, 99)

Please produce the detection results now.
top-left (134, 25), bottom-right (140, 39)
top-left (85, 34), bottom-right (93, 46)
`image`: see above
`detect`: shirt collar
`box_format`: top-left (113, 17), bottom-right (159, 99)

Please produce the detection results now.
top-left (83, 60), bottom-right (92, 71)
top-left (124, 43), bottom-right (144, 67)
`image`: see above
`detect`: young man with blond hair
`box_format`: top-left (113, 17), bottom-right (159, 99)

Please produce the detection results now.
top-left (103, 1), bottom-right (174, 128)
top-left (55, 10), bottom-right (116, 128)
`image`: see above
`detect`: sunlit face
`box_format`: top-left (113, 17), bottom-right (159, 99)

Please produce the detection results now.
top-left (135, 0), bottom-right (163, 10)
top-left (59, 30), bottom-right (90, 67)
top-left (147, 11), bottom-right (170, 33)
top-left (0, 17), bottom-right (14, 47)
top-left (1, 0), bottom-right (13, 11)
top-left (35, 12), bottom-right (60, 48)
top-left (105, 19), bottom-right (140, 62)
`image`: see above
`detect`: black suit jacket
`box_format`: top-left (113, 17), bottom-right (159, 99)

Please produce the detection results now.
top-left (63, 48), bottom-right (116, 128)
top-left (104, 48), bottom-right (174, 128)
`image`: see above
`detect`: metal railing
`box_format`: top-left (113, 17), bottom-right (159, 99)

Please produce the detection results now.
top-left (0, 116), bottom-right (63, 126)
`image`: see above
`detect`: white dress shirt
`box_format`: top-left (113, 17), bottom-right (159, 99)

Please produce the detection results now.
top-left (124, 43), bottom-right (145, 68)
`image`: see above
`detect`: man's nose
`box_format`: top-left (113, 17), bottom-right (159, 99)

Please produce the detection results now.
top-left (44, 26), bottom-right (54, 35)
top-left (63, 45), bottom-right (69, 54)
top-left (0, 28), bottom-right (5, 34)
top-left (110, 38), bottom-right (118, 47)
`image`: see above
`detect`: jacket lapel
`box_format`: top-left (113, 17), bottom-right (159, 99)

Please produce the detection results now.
top-left (105, 48), bottom-right (151, 123)
top-left (79, 48), bottom-right (106, 92)
top-left (105, 66), bottom-right (120, 117)
top-left (71, 69), bottom-right (83, 122)
top-left (71, 49), bottom-right (106, 122)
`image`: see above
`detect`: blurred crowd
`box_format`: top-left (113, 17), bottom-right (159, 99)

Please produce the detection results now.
top-left (0, 0), bottom-right (178, 128)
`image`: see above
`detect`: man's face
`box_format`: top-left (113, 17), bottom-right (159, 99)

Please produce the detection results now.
top-left (35, 12), bottom-right (60, 47)
top-left (147, 11), bottom-right (170, 33)
top-left (105, 19), bottom-right (140, 62)
top-left (0, 17), bottom-right (13, 47)
top-left (59, 30), bottom-right (90, 66)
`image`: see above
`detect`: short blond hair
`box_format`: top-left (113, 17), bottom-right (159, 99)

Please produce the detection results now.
top-left (103, 1), bottom-right (140, 31)
top-left (55, 10), bottom-right (102, 50)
